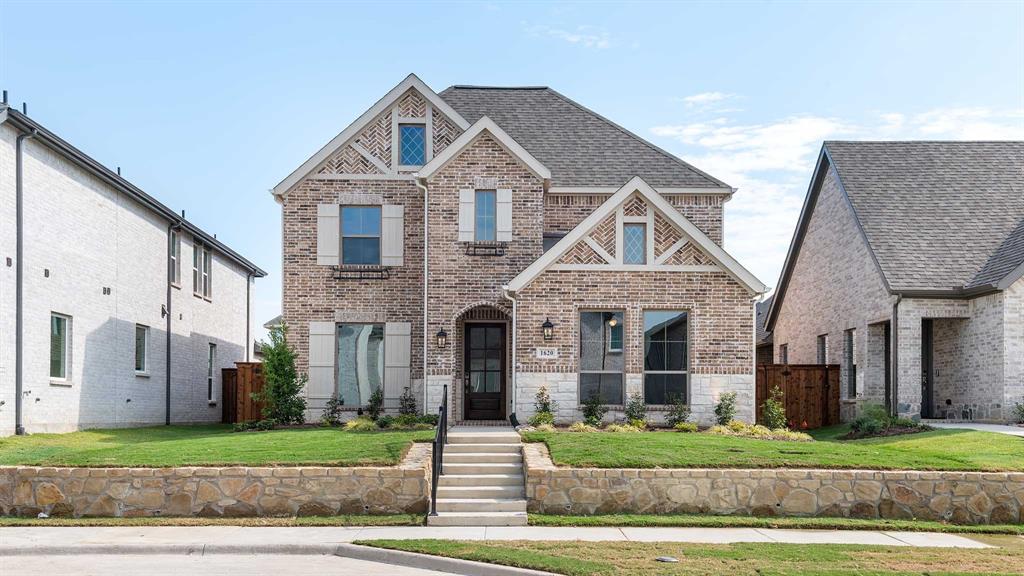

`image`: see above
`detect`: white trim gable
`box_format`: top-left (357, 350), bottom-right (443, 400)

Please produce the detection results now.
top-left (505, 176), bottom-right (767, 294)
top-left (415, 116), bottom-right (551, 182)
top-left (272, 73), bottom-right (470, 197)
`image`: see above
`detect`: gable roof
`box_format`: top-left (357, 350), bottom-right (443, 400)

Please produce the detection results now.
top-left (505, 176), bottom-right (766, 294)
top-left (1, 106), bottom-right (266, 277)
top-left (767, 140), bottom-right (1024, 330)
top-left (272, 74), bottom-right (470, 197)
top-left (417, 116), bottom-right (550, 181)
top-left (439, 86), bottom-right (732, 190)
top-left (756, 295), bottom-right (774, 345)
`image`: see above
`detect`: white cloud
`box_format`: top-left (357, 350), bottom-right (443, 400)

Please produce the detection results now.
top-left (652, 104), bottom-right (1024, 293)
top-left (524, 24), bottom-right (612, 49)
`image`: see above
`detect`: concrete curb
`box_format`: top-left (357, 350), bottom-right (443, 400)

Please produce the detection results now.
top-left (335, 543), bottom-right (556, 575)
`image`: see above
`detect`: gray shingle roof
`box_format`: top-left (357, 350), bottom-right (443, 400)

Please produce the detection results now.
top-left (439, 86), bottom-right (730, 189)
top-left (756, 295), bottom-right (774, 344)
top-left (825, 141), bottom-right (1024, 292)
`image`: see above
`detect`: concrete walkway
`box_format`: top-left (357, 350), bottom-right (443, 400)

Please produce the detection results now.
top-left (929, 422), bottom-right (1024, 437)
top-left (0, 525), bottom-right (991, 552)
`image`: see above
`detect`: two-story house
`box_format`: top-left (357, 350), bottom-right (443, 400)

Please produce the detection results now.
top-left (274, 74), bottom-right (766, 426)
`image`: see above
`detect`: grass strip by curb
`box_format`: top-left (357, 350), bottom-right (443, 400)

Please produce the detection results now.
top-left (529, 514), bottom-right (1024, 535)
top-left (357, 539), bottom-right (614, 576)
top-left (0, 514), bottom-right (424, 527)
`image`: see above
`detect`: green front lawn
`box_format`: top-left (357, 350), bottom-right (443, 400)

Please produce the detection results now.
top-left (521, 425), bottom-right (1024, 471)
top-left (0, 425), bottom-right (433, 467)
top-left (359, 538), bottom-right (1024, 576)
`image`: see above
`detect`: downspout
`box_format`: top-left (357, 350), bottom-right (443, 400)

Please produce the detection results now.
top-left (415, 177), bottom-right (429, 414)
top-left (501, 287), bottom-right (517, 424)
top-left (245, 272), bottom-right (252, 361)
top-left (14, 128), bottom-right (37, 435)
top-left (165, 220), bottom-right (182, 425)
top-left (891, 294), bottom-right (902, 418)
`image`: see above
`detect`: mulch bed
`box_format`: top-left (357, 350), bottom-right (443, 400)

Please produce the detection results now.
top-left (840, 425), bottom-right (933, 440)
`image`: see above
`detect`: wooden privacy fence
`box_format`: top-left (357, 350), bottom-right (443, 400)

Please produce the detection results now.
top-left (755, 364), bottom-right (840, 430)
top-left (221, 362), bottom-right (266, 424)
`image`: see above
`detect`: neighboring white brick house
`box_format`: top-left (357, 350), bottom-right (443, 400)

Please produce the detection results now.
top-left (768, 141), bottom-right (1024, 423)
top-left (0, 105), bottom-right (265, 436)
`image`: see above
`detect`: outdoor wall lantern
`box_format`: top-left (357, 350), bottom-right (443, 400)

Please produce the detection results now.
top-left (542, 318), bottom-right (555, 341)
top-left (436, 328), bottom-right (448, 349)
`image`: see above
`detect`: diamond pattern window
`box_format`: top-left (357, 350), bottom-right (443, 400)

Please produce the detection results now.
top-left (623, 223), bottom-right (646, 264)
top-left (399, 124), bottom-right (426, 166)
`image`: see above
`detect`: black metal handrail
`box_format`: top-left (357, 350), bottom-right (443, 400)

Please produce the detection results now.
top-left (429, 384), bottom-right (448, 517)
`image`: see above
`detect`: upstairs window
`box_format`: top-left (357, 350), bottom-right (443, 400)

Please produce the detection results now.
top-left (817, 334), bottom-right (829, 364)
top-left (193, 241), bottom-right (212, 299)
top-left (341, 206), bottom-right (382, 265)
top-left (399, 124), bottom-right (426, 166)
top-left (623, 223), bottom-right (646, 264)
top-left (475, 190), bottom-right (496, 242)
top-left (169, 230), bottom-right (181, 286)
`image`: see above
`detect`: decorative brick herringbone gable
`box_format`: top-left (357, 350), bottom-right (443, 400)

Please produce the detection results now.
top-left (623, 195), bottom-right (647, 217)
top-left (558, 240), bottom-right (605, 265)
top-left (654, 211), bottom-right (680, 255)
top-left (316, 145), bottom-right (383, 175)
top-left (398, 89), bottom-right (427, 117)
top-left (666, 242), bottom-right (712, 266)
top-left (433, 107), bottom-right (461, 157)
top-left (356, 111), bottom-right (393, 167)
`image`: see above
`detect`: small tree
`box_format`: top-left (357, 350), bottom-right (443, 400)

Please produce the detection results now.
top-left (534, 385), bottom-right (557, 415)
top-left (762, 386), bottom-right (787, 430)
top-left (398, 386), bottom-right (418, 416)
top-left (624, 392), bottom-right (647, 427)
top-left (366, 387), bottom-right (384, 420)
top-left (321, 393), bottom-right (344, 427)
top-left (665, 395), bottom-right (691, 428)
top-left (714, 391), bottom-right (737, 425)
top-left (255, 324), bottom-right (307, 425)
top-left (581, 392), bottom-right (608, 427)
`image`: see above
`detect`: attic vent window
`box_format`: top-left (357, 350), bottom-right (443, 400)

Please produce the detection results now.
top-left (399, 124), bottom-right (426, 166)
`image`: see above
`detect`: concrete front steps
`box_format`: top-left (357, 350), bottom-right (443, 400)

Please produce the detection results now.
top-left (427, 427), bottom-right (527, 527)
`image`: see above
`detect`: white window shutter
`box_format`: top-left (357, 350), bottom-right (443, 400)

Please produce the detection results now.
top-left (308, 322), bottom-right (336, 402)
top-left (496, 188), bottom-right (513, 242)
top-left (458, 189), bottom-right (475, 242)
top-left (316, 204), bottom-right (340, 266)
top-left (384, 322), bottom-right (411, 402)
top-left (381, 204), bottom-right (404, 266)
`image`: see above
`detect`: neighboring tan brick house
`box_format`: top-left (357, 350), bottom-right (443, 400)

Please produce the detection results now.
top-left (274, 74), bottom-right (766, 425)
top-left (0, 105), bottom-right (266, 436)
top-left (767, 141), bottom-right (1024, 423)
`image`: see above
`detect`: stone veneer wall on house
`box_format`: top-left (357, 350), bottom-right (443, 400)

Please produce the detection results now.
top-left (0, 444), bottom-right (431, 518)
top-left (514, 270), bottom-right (756, 426)
top-left (523, 443), bottom-right (1023, 524)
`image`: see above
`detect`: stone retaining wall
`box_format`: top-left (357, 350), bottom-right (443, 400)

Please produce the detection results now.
top-left (0, 444), bottom-right (431, 518)
top-left (524, 443), bottom-right (1024, 525)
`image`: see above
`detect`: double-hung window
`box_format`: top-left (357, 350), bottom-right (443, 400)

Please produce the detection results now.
top-left (623, 223), bottom-right (646, 264)
top-left (50, 313), bottom-right (70, 380)
top-left (207, 343), bottom-right (216, 402)
top-left (399, 124), bottom-right (426, 166)
top-left (817, 334), bottom-right (829, 364)
top-left (341, 206), bottom-right (382, 265)
top-left (844, 329), bottom-right (857, 398)
top-left (643, 310), bottom-right (688, 404)
top-left (135, 325), bottom-right (149, 374)
top-left (474, 190), bottom-right (496, 242)
top-left (193, 242), bottom-right (212, 299)
top-left (169, 230), bottom-right (181, 286)
top-left (337, 323), bottom-right (385, 407)
top-left (579, 311), bottom-right (625, 405)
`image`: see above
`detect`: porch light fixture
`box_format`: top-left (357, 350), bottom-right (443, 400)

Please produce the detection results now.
top-left (542, 318), bottom-right (555, 341)
top-left (607, 318), bottom-right (618, 327)
top-left (436, 328), bottom-right (448, 349)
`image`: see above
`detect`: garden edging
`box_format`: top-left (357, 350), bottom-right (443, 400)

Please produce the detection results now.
top-left (523, 443), bottom-right (1024, 525)
top-left (0, 444), bottom-right (431, 518)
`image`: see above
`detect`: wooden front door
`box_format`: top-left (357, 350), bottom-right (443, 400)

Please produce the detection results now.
top-left (464, 323), bottom-right (506, 420)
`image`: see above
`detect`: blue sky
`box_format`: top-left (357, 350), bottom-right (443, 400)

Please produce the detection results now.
top-left (3, 1), bottom-right (1022, 338)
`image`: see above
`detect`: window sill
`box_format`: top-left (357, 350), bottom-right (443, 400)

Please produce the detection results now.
top-left (171, 283), bottom-right (181, 290)
top-left (135, 372), bottom-right (150, 379)
top-left (50, 379), bottom-right (73, 387)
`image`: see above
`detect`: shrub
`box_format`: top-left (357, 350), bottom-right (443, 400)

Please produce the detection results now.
top-left (674, 422), bottom-right (698, 433)
top-left (1015, 402), bottom-right (1024, 424)
top-left (762, 386), bottom-right (787, 430)
top-left (398, 387), bottom-right (418, 416)
top-left (534, 423), bottom-right (557, 432)
top-left (605, 423), bottom-right (643, 433)
top-left (232, 418), bottom-right (278, 432)
top-left (418, 413), bottom-right (439, 426)
top-left (727, 419), bottom-right (747, 433)
top-left (714, 392), bottom-right (737, 425)
top-left (321, 393), bottom-right (344, 427)
top-left (375, 415), bottom-right (395, 429)
top-left (394, 414), bottom-right (421, 428)
top-left (254, 324), bottom-right (307, 425)
top-left (581, 393), bottom-right (608, 427)
top-left (534, 385), bottom-right (557, 415)
top-left (624, 392), bottom-right (647, 426)
top-left (665, 395), bottom-right (691, 428)
top-left (627, 418), bottom-right (647, 430)
top-left (529, 411), bottom-right (555, 427)
top-left (411, 422), bottom-right (434, 430)
top-left (344, 417), bottom-right (378, 431)
top-left (850, 415), bottom-right (883, 437)
top-left (366, 388), bottom-right (384, 421)
top-left (707, 420), bottom-right (812, 441)
top-left (567, 421), bottom-right (600, 433)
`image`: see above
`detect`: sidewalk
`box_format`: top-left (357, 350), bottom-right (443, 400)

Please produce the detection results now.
top-left (0, 525), bottom-right (991, 554)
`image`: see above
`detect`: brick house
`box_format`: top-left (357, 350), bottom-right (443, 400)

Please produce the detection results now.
top-left (767, 141), bottom-right (1024, 422)
top-left (274, 74), bottom-right (766, 426)
top-left (0, 104), bottom-right (265, 435)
